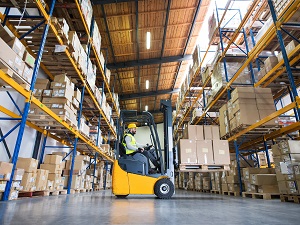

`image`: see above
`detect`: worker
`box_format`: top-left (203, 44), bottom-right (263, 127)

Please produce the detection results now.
top-left (122, 123), bottom-right (160, 173)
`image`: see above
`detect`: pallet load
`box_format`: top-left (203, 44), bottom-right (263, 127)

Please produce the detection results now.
top-left (179, 125), bottom-right (230, 169)
top-left (16, 158), bottom-right (39, 193)
top-left (194, 172), bottom-right (210, 191)
top-left (242, 167), bottom-right (278, 200)
top-left (64, 155), bottom-right (90, 190)
top-left (41, 155), bottom-right (64, 191)
top-left (219, 87), bottom-right (278, 137)
top-left (211, 172), bottom-right (222, 193)
top-left (272, 140), bottom-right (300, 203)
top-left (187, 172), bottom-right (195, 190)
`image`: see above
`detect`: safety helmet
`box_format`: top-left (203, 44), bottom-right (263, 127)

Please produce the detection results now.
top-left (128, 123), bottom-right (137, 129)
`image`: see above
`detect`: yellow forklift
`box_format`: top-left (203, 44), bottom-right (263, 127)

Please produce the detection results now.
top-left (112, 100), bottom-right (175, 199)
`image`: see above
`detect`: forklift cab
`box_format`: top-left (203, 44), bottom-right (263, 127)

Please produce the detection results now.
top-left (112, 100), bottom-right (175, 199)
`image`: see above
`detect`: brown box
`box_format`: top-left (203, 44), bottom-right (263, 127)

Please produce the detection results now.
top-left (276, 172), bottom-right (295, 181)
top-left (23, 51), bottom-right (35, 68)
top-left (0, 162), bottom-right (13, 181)
top-left (211, 125), bottom-right (220, 140)
top-left (44, 155), bottom-right (63, 165)
top-left (0, 181), bottom-right (7, 192)
top-left (16, 158), bottom-right (38, 173)
top-left (212, 140), bottom-right (230, 165)
top-left (231, 87), bottom-right (255, 103)
top-left (66, 160), bottom-right (85, 171)
top-left (48, 173), bottom-right (62, 189)
top-left (242, 168), bottom-right (275, 180)
top-left (279, 140), bottom-right (300, 154)
top-left (257, 185), bottom-right (279, 193)
top-left (250, 174), bottom-right (277, 185)
top-left (21, 172), bottom-right (37, 191)
top-left (40, 164), bottom-right (62, 174)
top-left (0, 38), bottom-right (25, 76)
top-left (196, 140), bottom-right (214, 164)
top-left (179, 139), bottom-right (197, 164)
top-left (226, 175), bottom-right (239, 184)
top-left (221, 183), bottom-right (228, 192)
top-left (8, 37), bottom-right (26, 58)
top-left (35, 78), bottom-right (50, 89)
top-left (231, 101), bottom-right (257, 117)
top-left (22, 65), bottom-right (33, 83)
top-left (227, 183), bottom-right (241, 192)
top-left (235, 108), bottom-right (260, 126)
top-left (203, 177), bottom-right (211, 190)
top-left (219, 104), bottom-right (229, 137)
top-left (13, 168), bottom-right (25, 181)
top-left (204, 126), bottom-right (212, 140)
top-left (258, 109), bottom-right (278, 126)
top-left (186, 125), bottom-right (197, 140)
top-left (196, 125), bottom-right (204, 140)
top-left (53, 74), bottom-right (71, 84)
top-left (62, 169), bottom-right (81, 176)
top-left (264, 56), bottom-right (278, 72)
top-left (35, 169), bottom-right (49, 191)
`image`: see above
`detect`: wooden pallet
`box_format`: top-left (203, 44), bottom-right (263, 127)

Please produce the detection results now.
top-left (222, 191), bottom-right (240, 197)
top-left (49, 190), bottom-right (67, 196)
top-left (18, 190), bottom-right (50, 198)
top-left (280, 194), bottom-right (300, 204)
top-left (242, 192), bottom-right (280, 200)
top-left (194, 189), bottom-right (211, 193)
top-left (211, 190), bottom-right (222, 194)
top-left (179, 164), bottom-right (230, 172)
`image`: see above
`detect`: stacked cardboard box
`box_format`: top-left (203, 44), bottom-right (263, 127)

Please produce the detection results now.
top-left (179, 125), bottom-right (230, 165)
top-left (220, 87), bottom-right (277, 136)
top-left (187, 172), bottom-right (195, 190)
top-left (92, 21), bottom-right (102, 60)
top-left (16, 158), bottom-right (38, 192)
top-left (243, 168), bottom-right (277, 193)
top-left (80, 0), bottom-right (93, 30)
top-left (272, 140), bottom-right (300, 195)
top-left (273, 0), bottom-right (293, 15)
top-left (203, 177), bottom-right (211, 190)
top-left (41, 155), bottom-right (64, 191)
top-left (277, 40), bottom-right (298, 62)
top-left (211, 172), bottom-right (222, 192)
top-left (64, 155), bottom-right (90, 190)
top-left (194, 172), bottom-right (210, 191)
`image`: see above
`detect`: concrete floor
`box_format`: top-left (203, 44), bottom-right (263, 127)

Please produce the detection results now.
top-left (0, 189), bottom-right (299, 225)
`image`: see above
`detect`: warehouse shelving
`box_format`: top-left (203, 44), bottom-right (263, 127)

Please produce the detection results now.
top-left (0, 0), bottom-right (117, 200)
top-left (173, 0), bottom-right (300, 195)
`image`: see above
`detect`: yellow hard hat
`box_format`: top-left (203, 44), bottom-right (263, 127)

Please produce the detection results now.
top-left (128, 123), bottom-right (137, 129)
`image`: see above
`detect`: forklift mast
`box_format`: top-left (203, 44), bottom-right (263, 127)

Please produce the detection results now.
top-left (160, 100), bottom-right (174, 184)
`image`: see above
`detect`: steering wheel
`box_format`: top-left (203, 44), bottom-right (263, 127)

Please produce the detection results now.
top-left (144, 145), bottom-right (153, 151)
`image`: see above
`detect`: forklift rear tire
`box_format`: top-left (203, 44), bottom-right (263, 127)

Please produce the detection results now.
top-left (154, 178), bottom-right (174, 199)
top-left (116, 195), bottom-right (128, 198)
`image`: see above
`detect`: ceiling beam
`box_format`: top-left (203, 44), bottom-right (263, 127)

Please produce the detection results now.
top-left (93, 0), bottom-right (137, 4)
top-left (107, 55), bottom-right (192, 69)
top-left (120, 89), bottom-right (180, 100)
top-left (172, 0), bottom-right (203, 90)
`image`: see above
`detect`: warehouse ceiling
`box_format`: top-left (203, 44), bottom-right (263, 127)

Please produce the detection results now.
top-left (93, 0), bottom-right (211, 122)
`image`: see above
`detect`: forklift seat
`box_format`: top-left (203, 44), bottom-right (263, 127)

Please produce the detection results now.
top-left (118, 153), bottom-right (149, 175)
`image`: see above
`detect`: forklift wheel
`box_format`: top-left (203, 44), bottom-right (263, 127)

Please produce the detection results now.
top-left (116, 195), bottom-right (128, 198)
top-left (154, 178), bottom-right (174, 199)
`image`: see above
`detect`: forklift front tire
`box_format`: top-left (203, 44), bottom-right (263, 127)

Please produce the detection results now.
top-left (154, 178), bottom-right (174, 199)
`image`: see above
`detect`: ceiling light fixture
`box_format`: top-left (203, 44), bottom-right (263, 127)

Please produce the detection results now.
top-left (146, 32), bottom-right (151, 49)
top-left (146, 80), bottom-right (149, 89)
top-left (145, 105), bottom-right (148, 111)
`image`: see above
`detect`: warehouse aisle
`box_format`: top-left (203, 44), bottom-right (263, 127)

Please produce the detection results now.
top-left (0, 189), bottom-right (299, 225)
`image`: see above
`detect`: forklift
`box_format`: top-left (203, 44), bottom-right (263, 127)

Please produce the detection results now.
top-left (112, 100), bottom-right (175, 199)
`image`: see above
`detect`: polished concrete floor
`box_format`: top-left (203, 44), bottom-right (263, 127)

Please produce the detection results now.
top-left (0, 189), bottom-right (299, 225)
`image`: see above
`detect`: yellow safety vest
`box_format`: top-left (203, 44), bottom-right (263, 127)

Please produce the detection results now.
top-left (122, 133), bottom-right (137, 154)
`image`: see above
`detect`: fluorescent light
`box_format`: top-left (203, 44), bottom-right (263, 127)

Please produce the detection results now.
top-left (146, 80), bottom-right (149, 89)
top-left (145, 105), bottom-right (148, 111)
top-left (146, 32), bottom-right (151, 49)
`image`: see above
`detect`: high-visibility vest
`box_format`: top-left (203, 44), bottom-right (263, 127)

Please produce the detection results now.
top-left (122, 133), bottom-right (137, 154)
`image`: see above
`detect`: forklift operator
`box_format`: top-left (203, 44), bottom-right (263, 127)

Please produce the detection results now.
top-left (122, 123), bottom-right (159, 173)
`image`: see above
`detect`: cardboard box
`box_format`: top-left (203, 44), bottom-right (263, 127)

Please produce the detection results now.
top-left (179, 139), bottom-right (197, 164)
top-left (196, 125), bottom-right (204, 140)
top-left (16, 158), bottom-right (38, 173)
top-left (276, 172), bottom-right (295, 181)
top-left (242, 168), bottom-right (275, 180)
top-left (21, 172), bottom-right (37, 191)
top-left (35, 78), bottom-right (50, 89)
top-left (226, 175), bottom-right (239, 184)
top-left (212, 140), bottom-right (230, 165)
top-left (258, 109), bottom-right (278, 126)
top-left (219, 104), bottom-right (229, 137)
top-left (40, 164), bottom-right (62, 174)
top-left (66, 160), bottom-right (85, 171)
top-left (185, 125), bottom-right (197, 140)
top-left (235, 108), bottom-right (260, 126)
top-left (48, 173), bottom-right (62, 189)
top-left (44, 155), bottom-right (63, 165)
top-left (35, 169), bottom-right (49, 191)
top-left (0, 180), bottom-right (7, 192)
top-left (257, 185), bottom-right (279, 193)
top-left (22, 65), bottom-right (33, 83)
top-left (211, 125), bottom-right (220, 140)
top-left (196, 140), bottom-right (214, 164)
top-left (0, 162), bottom-right (13, 181)
top-left (250, 174), bottom-right (277, 185)
top-left (231, 159), bottom-right (255, 168)
top-left (264, 56), bottom-right (278, 72)
top-left (53, 74), bottom-right (71, 84)
top-left (227, 183), bottom-right (241, 192)
top-left (204, 126), bottom-right (212, 140)
top-left (52, 87), bottom-right (74, 102)
top-left (13, 168), bottom-right (25, 181)
top-left (221, 183), bottom-right (228, 192)
top-left (0, 38), bottom-right (25, 76)
top-left (23, 51), bottom-right (35, 68)
top-left (42, 97), bottom-right (71, 106)
top-left (203, 177), bottom-right (211, 190)
top-left (8, 37), bottom-right (26, 58)
top-left (278, 140), bottom-right (300, 154)
top-left (231, 101), bottom-right (257, 117)
top-left (231, 87), bottom-right (255, 103)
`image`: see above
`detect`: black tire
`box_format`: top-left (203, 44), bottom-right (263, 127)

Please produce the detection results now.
top-left (116, 195), bottom-right (128, 198)
top-left (154, 178), bottom-right (174, 199)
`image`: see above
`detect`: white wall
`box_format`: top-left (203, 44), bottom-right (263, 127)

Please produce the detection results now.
top-left (134, 123), bottom-right (164, 148)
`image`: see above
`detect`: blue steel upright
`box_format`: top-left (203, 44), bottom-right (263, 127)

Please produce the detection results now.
top-left (234, 141), bottom-right (243, 196)
top-left (268, 0), bottom-right (300, 120)
top-left (2, 0), bottom-right (57, 201)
